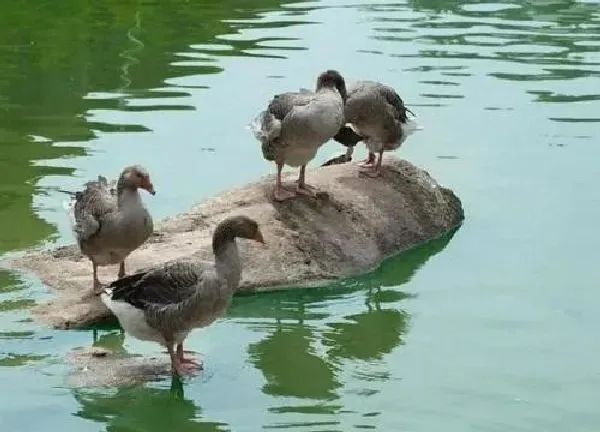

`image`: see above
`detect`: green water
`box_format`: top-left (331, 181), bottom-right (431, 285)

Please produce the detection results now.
top-left (1, 0), bottom-right (599, 430)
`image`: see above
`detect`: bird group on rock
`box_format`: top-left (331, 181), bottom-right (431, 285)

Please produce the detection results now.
top-left (64, 69), bottom-right (421, 377)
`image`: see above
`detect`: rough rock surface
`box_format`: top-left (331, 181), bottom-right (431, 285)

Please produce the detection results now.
top-left (66, 346), bottom-right (176, 387)
top-left (6, 156), bottom-right (463, 329)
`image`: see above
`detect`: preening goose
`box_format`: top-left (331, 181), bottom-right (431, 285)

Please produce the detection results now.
top-left (100, 215), bottom-right (265, 377)
top-left (68, 165), bottom-right (155, 294)
top-left (323, 80), bottom-right (421, 176)
top-left (250, 70), bottom-right (347, 201)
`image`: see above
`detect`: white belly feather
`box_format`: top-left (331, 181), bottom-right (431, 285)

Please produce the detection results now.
top-left (100, 292), bottom-right (165, 345)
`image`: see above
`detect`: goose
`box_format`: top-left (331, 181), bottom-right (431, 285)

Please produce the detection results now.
top-left (250, 70), bottom-right (347, 201)
top-left (99, 215), bottom-right (265, 377)
top-left (68, 165), bottom-right (155, 294)
top-left (322, 80), bottom-right (421, 176)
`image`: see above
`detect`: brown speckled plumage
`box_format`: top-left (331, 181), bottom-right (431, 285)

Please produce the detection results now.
top-left (68, 165), bottom-right (156, 292)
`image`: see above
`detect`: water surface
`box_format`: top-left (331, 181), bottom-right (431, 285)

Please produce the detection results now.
top-left (1, 0), bottom-right (599, 430)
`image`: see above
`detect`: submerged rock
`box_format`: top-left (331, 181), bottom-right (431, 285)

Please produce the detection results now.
top-left (66, 346), bottom-right (174, 387)
top-left (6, 156), bottom-right (463, 329)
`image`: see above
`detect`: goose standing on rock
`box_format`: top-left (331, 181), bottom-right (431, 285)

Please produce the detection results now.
top-left (68, 165), bottom-right (155, 294)
top-left (322, 80), bottom-right (421, 177)
top-left (100, 215), bottom-right (265, 377)
top-left (250, 70), bottom-right (347, 201)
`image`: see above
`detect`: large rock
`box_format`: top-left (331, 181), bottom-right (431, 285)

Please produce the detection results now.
top-left (5, 156), bottom-right (463, 329)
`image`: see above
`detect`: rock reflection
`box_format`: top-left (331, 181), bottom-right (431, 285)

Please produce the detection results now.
top-left (235, 230), bottom-right (457, 426)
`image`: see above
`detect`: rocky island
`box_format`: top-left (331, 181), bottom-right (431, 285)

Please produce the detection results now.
top-left (6, 156), bottom-right (463, 330)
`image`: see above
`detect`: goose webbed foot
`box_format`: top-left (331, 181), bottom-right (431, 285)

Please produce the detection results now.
top-left (295, 182), bottom-right (317, 197)
top-left (358, 152), bottom-right (377, 168)
top-left (295, 165), bottom-right (317, 197)
top-left (359, 150), bottom-right (384, 178)
top-left (169, 345), bottom-right (197, 377)
top-left (177, 344), bottom-right (203, 369)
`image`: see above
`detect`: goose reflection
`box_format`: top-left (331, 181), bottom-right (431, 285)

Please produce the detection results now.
top-left (248, 317), bottom-right (341, 401)
top-left (232, 230), bottom-right (457, 424)
top-left (322, 287), bottom-right (410, 363)
top-left (91, 328), bottom-right (126, 354)
top-left (71, 376), bottom-right (228, 432)
top-left (244, 301), bottom-right (343, 430)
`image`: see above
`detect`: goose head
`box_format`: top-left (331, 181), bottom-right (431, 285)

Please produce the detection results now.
top-left (212, 215), bottom-right (265, 254)
top-left (119, 165), bottom-right (156, 195)
top-left (316, 70), bottom-right (347, 101)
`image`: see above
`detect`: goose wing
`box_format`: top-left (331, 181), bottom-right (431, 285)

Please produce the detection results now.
top-left (106, 259), bottom-right (204, 310)
top-left (375, 84), bottom-right (409, 121)
top-left (267, 91), bottom-right (316, 121)
top-left (256, 91), bottom-right (316, 160)
top-left (72, 176), bottom-right (117, 243)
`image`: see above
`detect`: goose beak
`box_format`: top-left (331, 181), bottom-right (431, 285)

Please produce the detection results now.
top-left (141, 177), bottom-right (156, 195)
top-left (254, 230), bottom-right (265, 244)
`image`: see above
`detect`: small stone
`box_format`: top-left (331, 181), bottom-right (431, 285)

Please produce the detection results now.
top-left (91, 347), bottom-right (109, 358)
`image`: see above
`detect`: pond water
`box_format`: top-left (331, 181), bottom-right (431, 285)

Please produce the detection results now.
top-left (1, 0), bottom-right (599, 430)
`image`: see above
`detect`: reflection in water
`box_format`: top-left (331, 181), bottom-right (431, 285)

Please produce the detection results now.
top-left (72, 376), bottom-right (228, 432)
top-left (116, 11), bottom-right (144, 111)
top-left (0, 269), bottom-right (49, 369)
top-left (249, 323), bottom-right (341, 401)
top-left (0, 0), bottom-right (318, 391)
top-left (237, 231), bottom-right (456, 427)
top-left (0, 0), bottom-right (314, 254)
top-left (323, 295), bottom-right (409, 363)
top-left (92, 330), bottom-right (127, 354)
top-left (0, 270), bottom-right (28, 295)
top-left (381, 0), bottom-right (600, 112)
top-left (1, 0), bottom-right (596, 429)
top-left (0, 352), bottom-right (48, 367)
